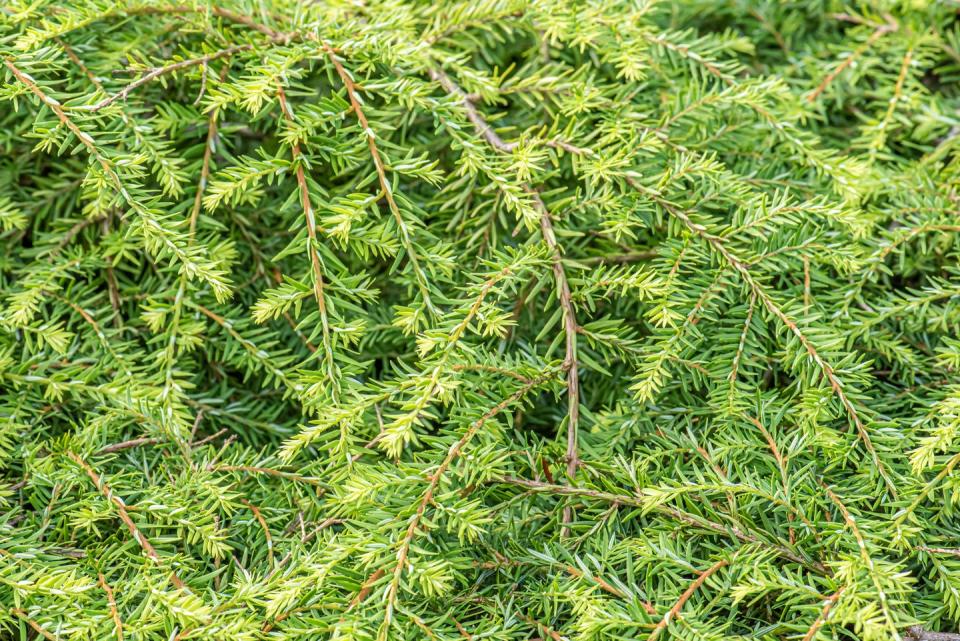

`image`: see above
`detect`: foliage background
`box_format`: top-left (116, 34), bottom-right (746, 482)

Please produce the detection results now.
top-left (2, 0), bottom-right (960, 640)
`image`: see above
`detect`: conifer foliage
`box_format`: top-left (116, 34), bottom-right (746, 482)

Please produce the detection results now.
top-left (3, 0), bottom-right (960, 639)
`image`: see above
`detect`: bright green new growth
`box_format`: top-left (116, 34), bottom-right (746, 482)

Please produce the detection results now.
top-left (2, 0), bottom-right (960, 639)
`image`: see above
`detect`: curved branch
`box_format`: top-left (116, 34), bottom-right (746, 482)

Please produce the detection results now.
top-left (646, 559), bottom-right (728, 641)
top-left (431, 67), bottom-right (582, 534)
top-left (67, 451), bottom-right (186, 590)
top-left (73, 45), bottom-right (250, 112)
top-left (627, 179), bottom-right (897, 497)
top-left (380, 366), bottom-right (563, 638)
top-left (275, 82), bottom-right (336, 388)
top-left (324, 45), bottom-right (435, 312)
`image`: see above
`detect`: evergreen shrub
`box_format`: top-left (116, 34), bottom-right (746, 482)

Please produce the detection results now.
top-left (2, 1), bottom-right (960, 640)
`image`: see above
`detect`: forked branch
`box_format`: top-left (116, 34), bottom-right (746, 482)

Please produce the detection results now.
top-left (379, 366), bottom-right (562, 639)
top-left (73, 45), bottom-right (251, 112)
top-left (431, 67), bottom-right (582, 534)
top-left (626, 178), bottom-right (897, 497)
top-left (67, 451), bottom-right (186, 590)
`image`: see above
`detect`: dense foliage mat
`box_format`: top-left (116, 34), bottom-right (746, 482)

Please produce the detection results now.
top-left (3, 1), bottom-right (960, 639)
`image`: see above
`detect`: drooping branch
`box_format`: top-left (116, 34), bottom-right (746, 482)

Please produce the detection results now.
top-left (379, 365), bottom-right (563, 639)
top-left (431, 67), bottom-right (582, 535)
top-left (429, 68), bottom-right (593, 155)
top-left (536, 192), bottom-right (581, 535)
top-left (275, 82), bottom-right (337, 389)
top-left (73, 45), bottom-right (250, 112)
top-left (626, 178), bottom-right (897, 497)
top-left (429, 69), bottom-right (517, 153)
top-left (67, 451), bottom-right (186, 590)
top-left (323, 45), bottom-right (435, 312)
top-left (646, 559), bottom-right (729, 641)
top-left (4, 58), bottom-right (230, 298)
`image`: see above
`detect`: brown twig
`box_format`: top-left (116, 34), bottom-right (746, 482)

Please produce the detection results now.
top-left (191, 427), bottom-right (227, 448)
top-left (545, 138), bottom-right (594, 155)
top-left (646, 559), bottom-right (728, 641)
top-left (57, 39), bottom-right (105, 92)
top-left (157, 72), bottom-right (222, 423)
top-left (801, 587), bottom-right (844, 641)
top-left (101, 218), bottom-right (122, 323)
top-left (275, 82), bottom-right (336, 384)
top-left (807, 15), bottom-right (898, 102)
top-left (66, 451), bottom-right (186, 589)
top-left (97, 437), bottom-right (160, 455)
top-left (451, 617), bottom-right (473, 640)
top-left (918, 546), bottom-right (960, 557)
top-left (535, 193), bottom-right (581, 536)
top-left (190, 77), bottom-right (223, 232)
top-left (351, 567), bottom-right (386, 609)
top-left (10, 609), bottom-right (57, 640)
top-left (431, 67), bottom-right (582, 535)
top-left (907, 627), bottom-right (960, 641)
top-left (210, 464), bottom-right (325, 487)
top-left (563, 564), bottom-right (624, 599)
top-left (240, 499), bottom-right (274, 567)
top-left (99, 573), bottom-right (124, 641)
top-left (563, 564), bottom-right (655, 614)
top-left (380, 367), bottom-right (562, 636)
top-left (323, 44), bottom-right (434, 311)
top-left (119, 5), bottom-right (290, 39)
top-left (74, 45), bottom-right (250, 112)
top-left (428, 68), bottom-right (593, 157)
top-left (190, 410), bottom-right (205, 441)
top-left (55, 42), bottom-right (134, 324)
top-left (747, 7), bottom-right (788, 53)
top-left (429, 68), bottom-right (517, 153)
